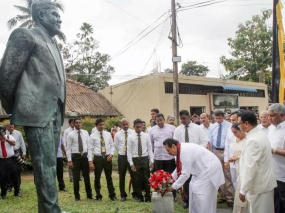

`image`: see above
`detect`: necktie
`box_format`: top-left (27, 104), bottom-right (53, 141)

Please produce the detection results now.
top-left (185, 125), bottom-right (189, 142)
top-left (216, 124), bottom-right (222, 148)
top-left (138, 133), bottom-right (142, 157)
top-left (100, 132), bottom-right (106, 156)
top-left (124, 131), bottom-right (128, 153)
top-left (1, 139), bottom-right (7, 158)
top-left (78, 131), bottom-right (83, 153)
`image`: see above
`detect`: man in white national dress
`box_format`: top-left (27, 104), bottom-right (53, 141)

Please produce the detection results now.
top-left (164, 138), bottom-right (225, 213)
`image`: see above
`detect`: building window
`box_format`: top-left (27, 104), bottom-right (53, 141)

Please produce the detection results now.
top-left (164, 82), bottom-right (265, 97)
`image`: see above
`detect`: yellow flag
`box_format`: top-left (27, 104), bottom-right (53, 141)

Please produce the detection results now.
top-left (277, 1), bottom-right (285, 103)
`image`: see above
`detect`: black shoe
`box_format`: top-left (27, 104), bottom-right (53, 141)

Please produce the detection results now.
top-left (95, 197), bottom-right (102, 201)
top-left (227, 202), bottom-right (234, 208)
top-left (137, 197), bottom-right (144, 202)
top-left (59, 188), bottom-right (67, 192)
top-left (87, 196), bottom-right (96, 200)
top-left (75, 199), bottom-right (80, 202)
top-left (14, 193), bottom-right (21, 197)
top-left (217, 198), bottom-right (227, 204)
top-left (183, 202), bottom-right (189, 209)
top-left (110, 196), bottom-right (117, 201)
top-left (121, 197), bottom-right (126, 201)
top-left (1, 196), bottom-right (6, 200)
top-left (145, 199), bottom-right (151, 202)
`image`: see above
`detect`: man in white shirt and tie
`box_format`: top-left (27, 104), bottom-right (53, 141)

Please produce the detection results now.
top-left (0, 126), bottom-right (20, 199)
top-left (63, 118), bottom-right (75, 182)
top-left (88, 118), bottom-right (117, 201)
top-left (114, 118), bottom-right (136, 201)
top-left (127, 119), bottom-right (154, 202)
top-left (173, 110), bottom-right (208, 209)
top-left (66, 117), bottom-right (93, 201)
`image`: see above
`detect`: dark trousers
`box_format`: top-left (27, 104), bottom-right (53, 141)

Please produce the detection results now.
top-left (24, 104), bottom-right (62, 213)
top-left (274, 180), bottom-right (285, 213)
top-left (154, 159), bottom-right (176, 198)
top-left (0, 158), bottom-right (19, 196)
top-left (118, 154), bottom-right (136, 198)
top-left (183, 176), bottom-right (192, 203)
top-left (56, 157), bottom-right (65, 190)
top-left (72, 154), bottom-right (92, 200)
top-left (93, 155), bottom-right (115, 198)
top-left (133, 156), bottom-right (150, 200)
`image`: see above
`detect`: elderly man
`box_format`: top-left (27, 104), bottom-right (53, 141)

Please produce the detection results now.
top-left (238, 110), bottom-right (276, 213)
top-left (268, 103), bottom-right (285, 213)
top-left (164, 139), bottom-right (224, 213)
top-left (0, 0), bottom-right (65, 212)
top-left (257, 111), bottom-right (271, 136)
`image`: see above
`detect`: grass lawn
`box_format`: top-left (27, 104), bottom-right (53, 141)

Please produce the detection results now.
top-left (1, 171), bottom-right (229, 213)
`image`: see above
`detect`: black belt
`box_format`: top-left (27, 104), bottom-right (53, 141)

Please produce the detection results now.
top-left (94, 155), bottom-right (110, 158)
top-left (214, 147), bottom-right (224, 151)
top-left (132, 156), bottom-right (148, 160)
top-left (72, 153), bottom-right (87, 157)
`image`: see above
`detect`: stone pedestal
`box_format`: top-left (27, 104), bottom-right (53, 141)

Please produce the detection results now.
top-left (152, 192), bottom-right (174, 213)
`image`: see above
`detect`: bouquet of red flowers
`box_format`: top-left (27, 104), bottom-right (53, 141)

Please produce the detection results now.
top-left (149, 170), bottom-right (175, 197)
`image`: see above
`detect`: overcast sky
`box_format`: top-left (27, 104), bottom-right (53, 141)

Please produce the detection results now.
top-left (0, 0), bottom-right (278, 85)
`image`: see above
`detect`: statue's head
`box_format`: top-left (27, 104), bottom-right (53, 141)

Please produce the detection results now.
top-left (31, 0), bottom-right (62, 37)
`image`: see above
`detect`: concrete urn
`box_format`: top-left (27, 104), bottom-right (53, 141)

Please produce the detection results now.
top-left (152, 192), bottom-right (174, 213)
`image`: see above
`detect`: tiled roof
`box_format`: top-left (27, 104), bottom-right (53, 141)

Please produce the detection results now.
top-left (65, 78), bottom-right (121, 116)
top-left (0, 79), bottom-right (121, 117)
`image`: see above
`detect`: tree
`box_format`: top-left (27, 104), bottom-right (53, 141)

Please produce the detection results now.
top-left (220, 9), bottom-right (272, 85)
top-left (179, 61), bottom-right (209, 76)
top-left (164, 68), bottom-right (173, 73)
top-left (7, 0), bottom-right (65, 40)
top-left (62, 23), bottom-right (115, 91)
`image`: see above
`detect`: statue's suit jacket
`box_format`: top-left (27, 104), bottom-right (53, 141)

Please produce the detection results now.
top-left (240, 127), bottom-right (276, 194)
top-left (0, 26), bottom-right (65, 127)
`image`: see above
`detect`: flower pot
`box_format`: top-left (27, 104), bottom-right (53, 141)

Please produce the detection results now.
top-left (152, 192), bottom-right (174, 213)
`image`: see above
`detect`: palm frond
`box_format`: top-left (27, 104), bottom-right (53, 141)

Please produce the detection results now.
top-left (7, 17), bottom-right (19, 30)
top-left (16, 14), bottom-right (31, 21)
top-left (19, 19), bottom-right (33, 28)
top-left (13, 5), bottom-right (31, 15)
top-left (53, 0), bottom-right (65, 12)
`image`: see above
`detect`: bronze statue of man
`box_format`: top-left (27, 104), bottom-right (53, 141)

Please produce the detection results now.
top-left (0, 0), bottom-right (65, 212)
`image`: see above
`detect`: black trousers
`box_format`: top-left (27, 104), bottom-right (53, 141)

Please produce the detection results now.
top-left (0, 158), bottom-right (19, 196)
top-left (118, 154), bottom-right (136, 198)
top-left (154, 159), bottom-right (176, 198)
top-left (93, 155), bottom-right (115, 198)
top-left (56, 157), bottom-right (65, 190)
top-left (274, 180), bottom-right (285, 213)
top-left (183, 176), bottom-right (192, 203)
top-left (133, 156), bottom-right (150, 199)
top-left (71, 154), bottom-right (92, 200)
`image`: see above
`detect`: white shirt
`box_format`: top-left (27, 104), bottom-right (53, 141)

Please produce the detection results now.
top-left (88, 130), bottom-right (115, 161)
top-left (7, 129), bottom-right (26, 155)
top-left (257, 124), bottom-right (270, 136)
top-left (0, 134), bottom-right (16, 158)
top-left (268, 120), bottom-right (285, 182)
top-left (127, 131), bottom-right (154, 166)
top-left (66, 129), bottom-right (90, 161)
top-left (57, 136), bottom-right (64, 158)
top-left (224, 127), bottom-right (236, 168)
top-left (114, 129), bottom-right (135, 155)
top-left (174, 123), bottom-right (208, 147)
top-left (63, 126), bottom-right (74, 147)
top-left (200, 123), bottom-right (213, 136)
top-left (91, 127), bottom-right (98, 134)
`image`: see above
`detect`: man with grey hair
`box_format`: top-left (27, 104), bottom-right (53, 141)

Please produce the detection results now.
top-left (0, 0), bottom-right (65, 212)
top-left (257, 111), bottom-right (271, 136)
top-left (268, 103), bottom-right (285, 213)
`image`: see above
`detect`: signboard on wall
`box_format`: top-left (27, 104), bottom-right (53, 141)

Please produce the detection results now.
top-left (210, 93), bottom-right (239, 111)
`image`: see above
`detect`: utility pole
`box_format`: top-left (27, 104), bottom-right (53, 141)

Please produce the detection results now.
top-left (171, 0), bottom-right (180, 124)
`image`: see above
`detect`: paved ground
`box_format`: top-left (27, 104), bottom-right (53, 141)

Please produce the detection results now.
top-left (217, 209), bottom-right (232, 213)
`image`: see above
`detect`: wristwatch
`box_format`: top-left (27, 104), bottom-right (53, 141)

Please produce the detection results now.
top-left (273, 148), bottom-right (277, 154)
